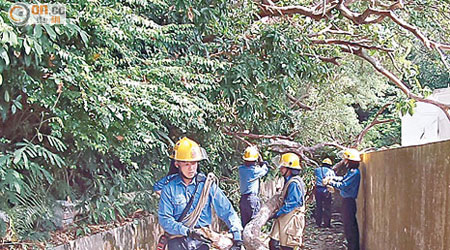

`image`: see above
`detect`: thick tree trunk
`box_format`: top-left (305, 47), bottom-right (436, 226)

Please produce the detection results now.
top-left (243, 194), bottom-right (283, 250)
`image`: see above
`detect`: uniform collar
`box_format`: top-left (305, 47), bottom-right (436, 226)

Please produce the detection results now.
top-left (174, 173), bottom-right (198, 186)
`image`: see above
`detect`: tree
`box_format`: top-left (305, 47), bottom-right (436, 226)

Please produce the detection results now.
top-left (0, 0), bottom-right (448, 246)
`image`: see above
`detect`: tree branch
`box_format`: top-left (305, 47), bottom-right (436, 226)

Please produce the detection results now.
top-left (308, 24), bottom-right (361, 38)
top-left (223, 128), bottom-right (253, 146)
top-left (301, 53), bottom-right (342, 66)
top-left (311, 38), bottom-right (394, 52)
top-left (342, 47), bottom-right (450, 121)
top-left (354, 103), bottom-right (396, 145)
top-left (285, 92), bottom-right (313, 110)
top-left (224, 129), bottom-right (293, 141)
top-left (259, 0), bottom-right (339, 20)
top-left (336, 1), bottom-right (450, 53)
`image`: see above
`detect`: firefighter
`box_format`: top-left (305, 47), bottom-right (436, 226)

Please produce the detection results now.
top-left (238, 146), bottom-right (269, 227)
top-left (158, 137), bottom-right (243, 250)
top-left (269, 153), bottom-right (306, 250)
top-left (314, 158), bottom-right (336, 227)
top-left (323, 148), bottom-right (361, 250)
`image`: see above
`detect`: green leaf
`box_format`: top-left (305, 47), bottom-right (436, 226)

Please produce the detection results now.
top-left (24, 39), bottom-right (31, 55)
top-left (408, 106), bottom-right (414, 116)
top-left (41, 169), bottom-right (54, 184)
top-left (1, 32), bottom-right (8, 44)
top-left (13, 147), bottom-right (25, 164)
top-left (9, 32), bottom-right (18, 46)
top-left (34, 25), bottom-right (43, 38)
top-left (0, 48), bottom-right (9, 65)
top-left (11, 104), bottom-right (16, 114)
top-left (115, 112), bottom-right (123, 121)
top-left (24, 54), bottom-right (31, 66)
top-left (34, 41), bottom-right (43, 57)
top-left (4, 90), bottom-right (9, 102)
top-left (79, 31), bottom-right (89, 46)
top-left (43, 24), bottom-right (57, 40)
top-left (23, 153), bottom-right (28, 169)
top-left (13, 100), bottom-right (22, 110)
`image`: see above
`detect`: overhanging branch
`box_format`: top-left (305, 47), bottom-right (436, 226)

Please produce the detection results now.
top-left (285, 92), bottom-right (313, 111)
top-left (354, 103), bottom-right (396, 145)
top-left (342, 47), bottom-right (450, 121)
top-left (311, 39), bottom-right (394, 52)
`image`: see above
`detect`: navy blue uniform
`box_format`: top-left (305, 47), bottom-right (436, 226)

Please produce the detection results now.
top-left (329, 168), bottom-right (361, 250)
top-left (314, 165), bottom-right (335, 227)
top-left (238, 163), bottom-right (268, 227)
top-left (158, 173), bottom-right (242, 250)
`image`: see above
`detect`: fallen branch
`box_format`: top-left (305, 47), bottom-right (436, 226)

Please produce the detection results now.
top-left (243, 194), bottom-right (282, 250)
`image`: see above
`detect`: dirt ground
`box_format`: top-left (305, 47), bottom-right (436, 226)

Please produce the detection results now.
top-left (303, 212), bottom-right (347, 250)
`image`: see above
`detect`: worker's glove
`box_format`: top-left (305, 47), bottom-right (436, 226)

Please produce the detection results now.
top-left (230, 240), bottom-right (243, 250)
top-left (259, 161), bottom-right (269, 167)
top-left (322, 176), bottom-right (331, 185)
top-left (187, 228), bottom-right (204, 241)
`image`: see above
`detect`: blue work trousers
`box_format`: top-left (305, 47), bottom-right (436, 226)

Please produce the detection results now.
top-left (342, 198), bottom-right (360, 250)
top-left (314, 187), bottom-right (332, 227)
top-left (239, 193), bottom-right (261, 227)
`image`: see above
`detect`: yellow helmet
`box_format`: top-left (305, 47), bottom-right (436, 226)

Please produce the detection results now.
top-left (322, 158), bottom-right (332, 165)
top-left (243, 146), bottom-right (259, 161)
top-left (278, 153), bottom-right (301, 170)
top-left (342, 148), bottom-right (361, 162)
top-left (171, 137), bottom-right (206, 162)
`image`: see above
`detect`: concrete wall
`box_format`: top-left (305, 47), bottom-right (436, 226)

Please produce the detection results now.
top-left (52, 216), bottom-right (163, 250)
top-left (358, 140), bottom-right (450, 250)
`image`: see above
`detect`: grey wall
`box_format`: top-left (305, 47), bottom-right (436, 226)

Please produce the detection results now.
top-left (358, 140), bottom-right (450, 250)
top-left (53, 216), bottom-right (163, 250)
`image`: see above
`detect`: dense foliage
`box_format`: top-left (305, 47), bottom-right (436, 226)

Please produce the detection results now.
top-left (0, 0), bottom-right (448, 245)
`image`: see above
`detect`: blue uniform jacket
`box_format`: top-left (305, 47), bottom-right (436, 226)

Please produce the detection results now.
top-left (275, 175), bottom-right (305, 218)
top-left (153, 174), bottom-right (177, 192)
top-left (158, 173), bottom-right (243, 240)
top-left (314, 165), bottom-right (336, 192)
top-left (329, 168), bottom-right (361, 199)
top-left (238, 163), bottom-right (269, 195)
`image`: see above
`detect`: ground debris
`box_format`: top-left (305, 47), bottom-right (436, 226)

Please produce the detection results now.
top-left (303, 212), bottom-right (346, 250)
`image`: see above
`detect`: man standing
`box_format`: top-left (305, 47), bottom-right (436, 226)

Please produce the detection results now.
top-left (323, 149), bottom-right (361, 250)
top-left (269, 153), bottom-right (306, 250)
top-left (314, 158), bottom-right (336, 227)
top-left (158, 137), bottom-right (243, 250)
top-left (238, 146), bottom-right (269, 227)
